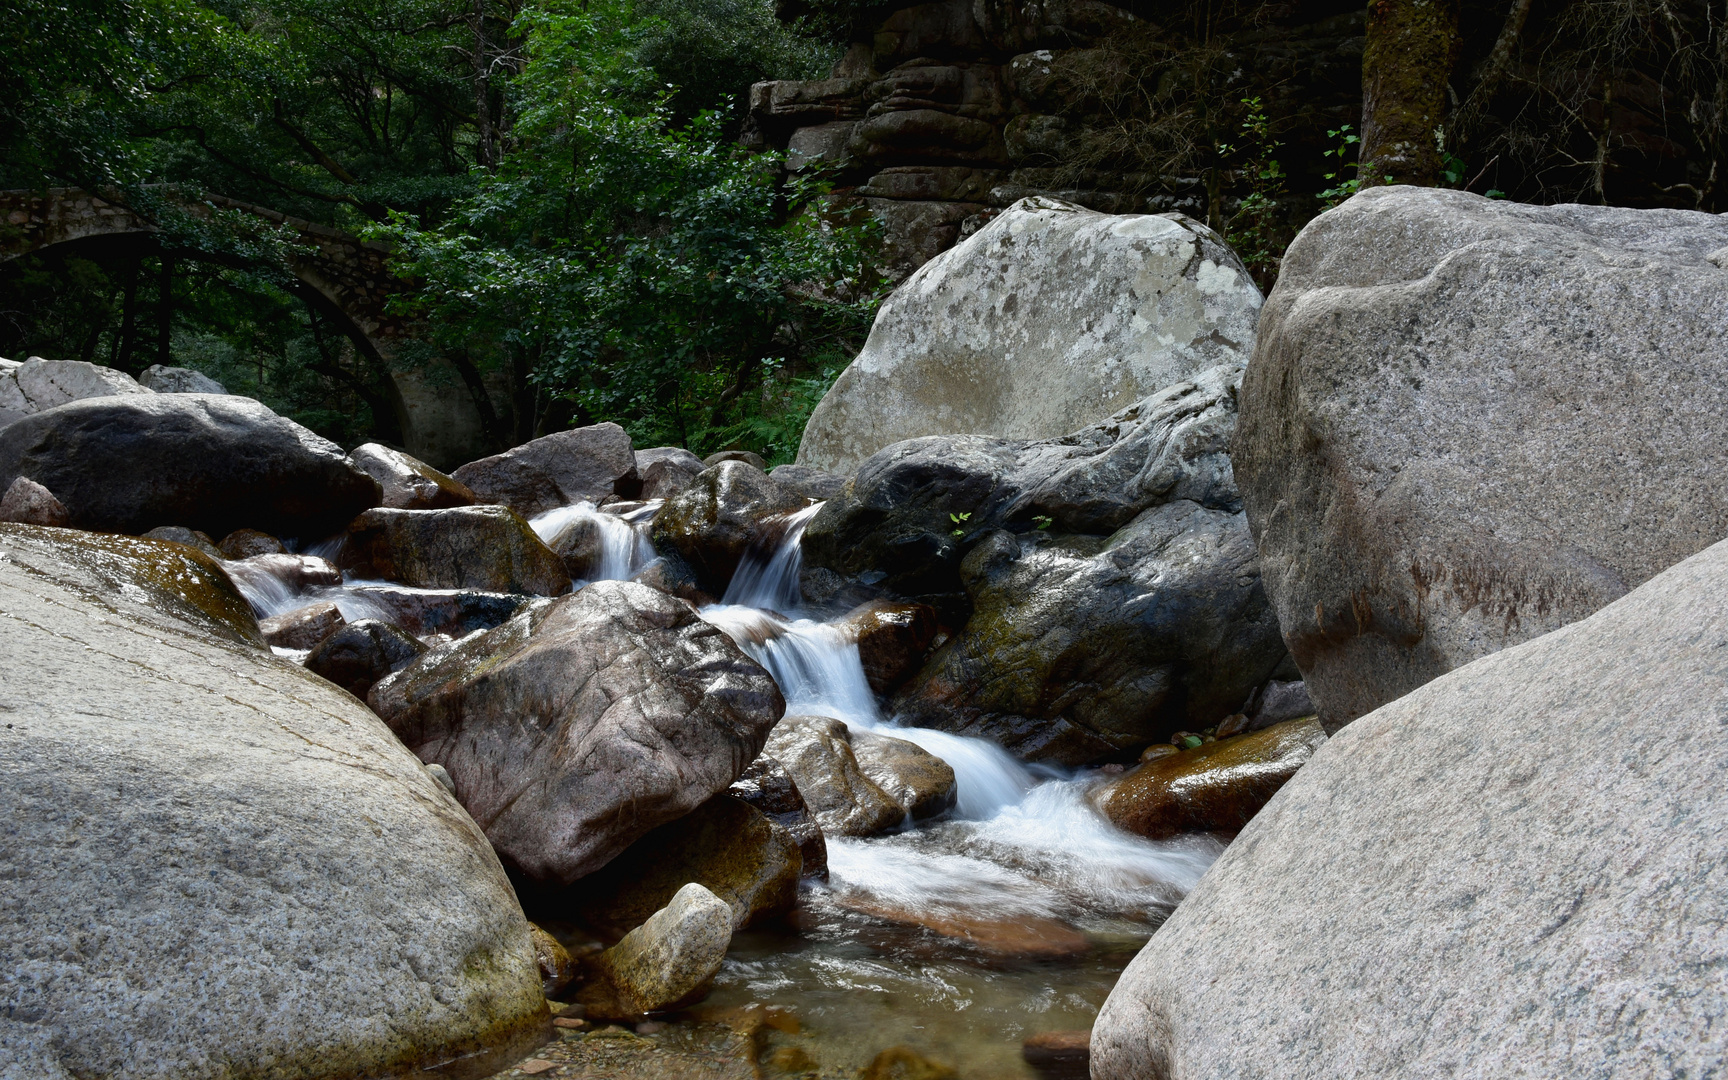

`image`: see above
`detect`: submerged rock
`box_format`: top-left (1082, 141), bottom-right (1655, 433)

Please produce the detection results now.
top-left (0, 524), bottom-right (548, 1080)
top-left (1237, 187), bottom-right (1728, 728)
top-left (764, 715), bottom-right (905, 837)
top-left (304, 618), bottom-right (425, 698)
top-left (860, 1045), bottom-right (960, 1080)
top-left (0, 394), bottom-right (381, 539)
top-left (797, 198), bottom-right (1261, 473)
top-left (349, 441), bottom-right (478, 510)
top-left (369, 581), bottom-right (784, 882)
top-left (726, 753), bottom-right (828, 879)
top-left (1098, 717), bottom-right (1326, 839)
top-left (339, 505), bottom-right (571, 595)
top-left (590, 883), bottom-right (732, 1016)
top-left (0, 475), bottom-right (69, 526)
top-left (651, 461), bottom-right (806, 593)
top-left (452, 423), bottom-right (640, 517)
top-left (1091, 533), bottom-right (1728, 1080)
top-left (259, 600), bottom-right (345, 651)
top-left (565, 794), bottom-right (802, 936)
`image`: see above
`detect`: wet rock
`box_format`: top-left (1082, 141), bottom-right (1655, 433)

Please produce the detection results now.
top-left (838, 599), bottom-right (939, 695)
top-left (592, 883), bottom-right (733, 1015)
top-left (703, 449), bottom-right (768, 471)
top-left (1022, 1030), bottom-right (1090, 1080)
top-left (1246, 678), bottom-right (1314, 731)
top-left (1237, 187), bottom-right (1728, 729)
top-left (850, 729), bottom-right (956, 822)
top-left (223, 553), bottom-right (343, 602)
top-left (0, 523), bottom-right (548, 1080)
top-left (768, 463), bottom-right (847, 501)
top-left (0, 394), bottom-right (381, 539)
top-left (764, 715), bottom-right (904, 837)
top-left (217, 527), bottom-right (286, 559)
top-left (636, 446), bottom-right (706, 500)
top-left (1098, 718), bottom-right (1327, 839)
top-left (727, 753), bottom-right (828, 879)
top-left (565, 794), bottom-right (802, 936)
top-left (530, 923), bottom-right (579, 997)
top-left (0, 475), bottom-right (69, 526)
top-left (141, 525), bottom-right (222, 560)
top-left (861, 1045), bottom-right (959, 1080)
top-left (452, 423), bottom-right (640, 517)
top-left (348, 442), bottom-right (477, 510)
top-left (630, 552), bottom-right (716, 608)
top-left (838, 895), bottom-right (1092, 960)
top-left (304, 618), bottom-right (425, 698)
top-left (650, 461), bottom-right (805, 593)
top-left (369, 581), bottom-right (784, 882)
top-left (1091, 534), bottom-right (1728, 1080)
top-left (892, 501), bottom-right (1288, 765)
top-left (343, 584), bottom-right (529, 639)
top-left (339, 505), bottom-right (571, 595)
top-left (138, 363), bottom-right (227, 394)
top-left (797, 198), bottom-right (1260, 473)
top-left (258, 601), bottom-right (345, 651)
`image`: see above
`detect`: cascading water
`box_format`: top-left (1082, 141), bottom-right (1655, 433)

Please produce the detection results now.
top-left (530, 500), bottom-right (658, 582)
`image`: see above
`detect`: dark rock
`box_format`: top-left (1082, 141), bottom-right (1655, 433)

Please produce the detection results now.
top-left (217, 528), bottom-right (286, 559)
top-left (767, 463), bottom-right (847, 501)
top-left (1246, 679), bottom-right (1314, 731)
top-left (338, 506), bottom-right (571, 595)
top-left (0, 394), bottom-right (381, 539)
top-left (304, 619), bottom-right (425, 698)
top-left (891, 503), bottom-right (1289, 765)
top-left (348, 442), bottom-right (477, 510)
top-left (838, 599), bottom-right (939, 695)
top-left (530, 923), bottom-right (579, 998)
top-left (727, 754), bottom-right (828, 879)
top-left (636, 446), bottom-right (706, 500)
top-left (141, 525), bottom-right (222, 560)
top-left (259, 601), bottom-right (345, 651)
top-left (368, 581), bottom-right (784, 883)
top-left (1098, 718), bottom-right (1327, 839)
top-left (630, 552), bottom-right (716, 608)
top-left (563, 794), bottom-right (801, 937)
top-left (650, 462), bottom-right (805, 594)
top-left (138, 363), bottom-right (226, 394)
top-left (452, 423), bottom-right (639, 517)
top-left (0, 475), bottom-right (69, 526)
top-left (764, 715), bottom-right (904, 837)
top-left (339, 584), bottom-right (529, 639)
top-left (702, 449), bottom-right (768, 472)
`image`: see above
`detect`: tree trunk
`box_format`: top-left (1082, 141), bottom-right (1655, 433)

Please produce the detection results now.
top-left (1360, 0), bottom-right (1460, 187)
top-left (156, 254), bottom-right (174, 370)
top-left (470, 0), bottom-right (497, 171)
top-left (112, 259), bottom-right (140, 373)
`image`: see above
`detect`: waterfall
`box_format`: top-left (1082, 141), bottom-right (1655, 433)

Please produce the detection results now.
top-left (530, 500), bottom-right (657, 582)
top-left (722, 501), bottom-right (823, 611)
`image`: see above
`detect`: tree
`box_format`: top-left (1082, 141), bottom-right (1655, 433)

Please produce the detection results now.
top-left (1360, 0), bottom-right (1461, 187)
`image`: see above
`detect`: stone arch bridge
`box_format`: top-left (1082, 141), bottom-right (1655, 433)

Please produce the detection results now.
top-left (0, 188), bottom-right (488, 466)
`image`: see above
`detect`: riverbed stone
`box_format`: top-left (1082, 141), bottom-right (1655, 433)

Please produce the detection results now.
top-left (796, 198), bottom-right (1261, 473)
top-left (0, 394), bottom-right (382, 539)
top-left (1090, 533), bottom-right (1728, 1080)
top-left (0, 475), bottom-right (69, 526)
top-left (259, 600), bottom-right (346, 651)
top-left (591, 884), bottom-right (733, 1016)
top-left (304, 618), bottom-right (426, 698)
top-left (838, 599), bottom-right (940, 695)
top-left (217, 527), bottom-right (286, 559)
top-left (0, 523), bottom-right (549, 1080)
top-left (349, 441), bottom-right (478, 510)
top-left (1236, 186), bottom-right (1728, 729)
top-left (141, 524), bottom-right (222, 560)
top-left (339, 505), bottom-right (571, 595)
top-left (850, 728), bottom-right (957, 821)
top-left (453, 423), bottom-right (640, 517)
top-left (369, 580), bottom-right (784, 882)
top-left (650, 461), bottom-right (806, 593)
top-left (636, 446), bottom-right (706, 500)
top-left (726, 753), bottom-right (828, 879)
top-left (1097, 717), bottom-right (1326, 839)
top-left (764, 715), bottom-right (905, 837)
top-left (340, 583), bottom-right (529, 638)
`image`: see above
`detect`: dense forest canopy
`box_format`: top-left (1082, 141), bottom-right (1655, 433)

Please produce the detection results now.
top-left (1, 0), bottom-right (1723, 457)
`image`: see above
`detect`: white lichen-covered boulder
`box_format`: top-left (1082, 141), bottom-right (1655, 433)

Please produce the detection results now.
top-left (0, 524), bottom-right (550, 1079)
top-left (0, 356), bottom-right (154, 427)
top-left (796, 196), bottom-right (1262, 473)
top-left (1092, 533), bottom-right (1728, 1080)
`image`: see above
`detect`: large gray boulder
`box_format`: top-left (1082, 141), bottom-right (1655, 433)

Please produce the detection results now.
top-left (0, 357), bottom-right (153, 428)
top-left (1237, 186), bottom-right (1728, 728)
top-left (0, 394), bottom-right (381, 540)
top-left (452, 423), bottom-right (640, 517)
top-left (338, 505), bottom-right (571, 595)
top-left (1091, 533), bottom-right (1728, 1080)
top-left (367, 580), bottom-right (785, 883)
top-left (796, 197), bottom-right (1262, 473)
top-left (348, 442), bottom-right (477, 510)
top-left (139, 363), bottom-right (227, 394)
top-left (0, 524), bottom-right (548, 1080)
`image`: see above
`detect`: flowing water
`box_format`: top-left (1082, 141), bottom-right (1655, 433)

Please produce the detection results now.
top-left (232, 500), bottom-right (1220, 1077)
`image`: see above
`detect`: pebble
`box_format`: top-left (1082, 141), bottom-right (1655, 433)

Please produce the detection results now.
top-left (553, 1017), bottom-right (589, 1030)
top-left (516, 1060), bottom-right (555, 1075)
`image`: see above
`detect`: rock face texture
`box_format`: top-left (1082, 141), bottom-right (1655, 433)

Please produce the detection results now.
top-left (1091, 534), bottom-right (1728, 1080)
top-left (0, 524), bottom-right (548, 1080)
top-left (650, 462), bottom-right (806, 594)
top-left (369, 581), bottom-right (784, 883)
top-left (0, 357), bottom-right (153, 427)
top-left (0, 394), bottom-right (381, 539)
top-left (349, 442), bottom-right (478, 510)
top-left (139, 363), bottom-right (228, 394)
top-left (1237, 187), bottom-right (1728, 729)
top-left (340, 505), bottom-right (571, 595)
top-left (797, 199), bottom-right (1261, 473)
top-left (452, 423), bottom-right (640, 517)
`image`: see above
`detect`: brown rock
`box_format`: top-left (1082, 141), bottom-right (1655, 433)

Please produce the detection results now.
top-left (304, 618), bottom-right (425, 698)
top-left (850, 728), bottom-right (956, 822)
top-left (839, 895), bottom-right (1090, 960)
top-left (217, 528), bottom-right (286, 559)
top-left (566, 793), bottom-right (801, 936)
top-left (339, 505), bottom-right (571, 595)
top-left (838, 599), bottom-right (939, 695)
top-left (861, 1045), bottom-right (959, 1080)
top-left (530, 923), bottom-right (579, 997)
top-left (726, 753), bottom-right (828, 879)
top-left (650, 461), bottom-right (804, 593)
top-left (348, 442), bottom-right (477, 510)
top-left (1100, 717), bottom-right (1328, 839)
top-left (764, 716), bottom-right (904, 837)
top-left (259, 601), bottom-right (345, 651)
top-left (1023, 1029), bottom-right (1090, 1079)
top-left (452, 423), bottom-right (639, 517)
top-left (0, 475), bottom-right (69, 527)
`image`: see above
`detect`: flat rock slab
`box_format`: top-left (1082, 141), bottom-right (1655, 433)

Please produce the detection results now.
top-left (1092, 533), bottom-right (1728, 1079)
top-left (0, 524), bottom-right (548, 1080)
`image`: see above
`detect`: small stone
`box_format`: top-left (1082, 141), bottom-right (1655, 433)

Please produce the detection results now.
top-left (425, 762), bottom-right (457, 796)
top-left (591, 882), bottom-right (732, 1015)
top-left (1214, 712), bottom-right (1250, 738)
top-left (516, 1059), bottom-right (555, 1075)
top-left (0, 476), bottom-right (70, 527)
top-left (218, 528), bottom-right (286, 559)
top-left (1138, 743), bottom-right (1179, 764)
top-left (768, 1046), bottom-right (819, 1071)
top-left (634, 1020), bottom-right (667, 1034)
top-left (530, 923), bottom-right (579, 997)
top-left (703, 449), bottom-right (767, 471)
top-left (552, 1017), bottom-right (588, 1030)
top-left (142, 525), bottom-right (223, 560)
top-left (259, 602), bottom-right (345, 651)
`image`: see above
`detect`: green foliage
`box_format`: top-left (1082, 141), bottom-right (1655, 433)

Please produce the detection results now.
top-left (1219, 97), bottom-right (1287, 288)
top-left (949, 512), bottom-right (971, 537)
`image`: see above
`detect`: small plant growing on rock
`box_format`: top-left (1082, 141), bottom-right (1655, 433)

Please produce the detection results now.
top-left (949, 512), bottom-right (971, 537)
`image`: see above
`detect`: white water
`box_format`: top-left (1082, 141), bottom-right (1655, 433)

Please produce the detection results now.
top-left (723, 501), bottom-right (823, 610)
top-left (530, 500), bottom-right (658, 582)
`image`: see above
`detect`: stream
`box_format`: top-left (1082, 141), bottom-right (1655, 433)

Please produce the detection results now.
top-left (231, 499), bottom-right (1224, 1078)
